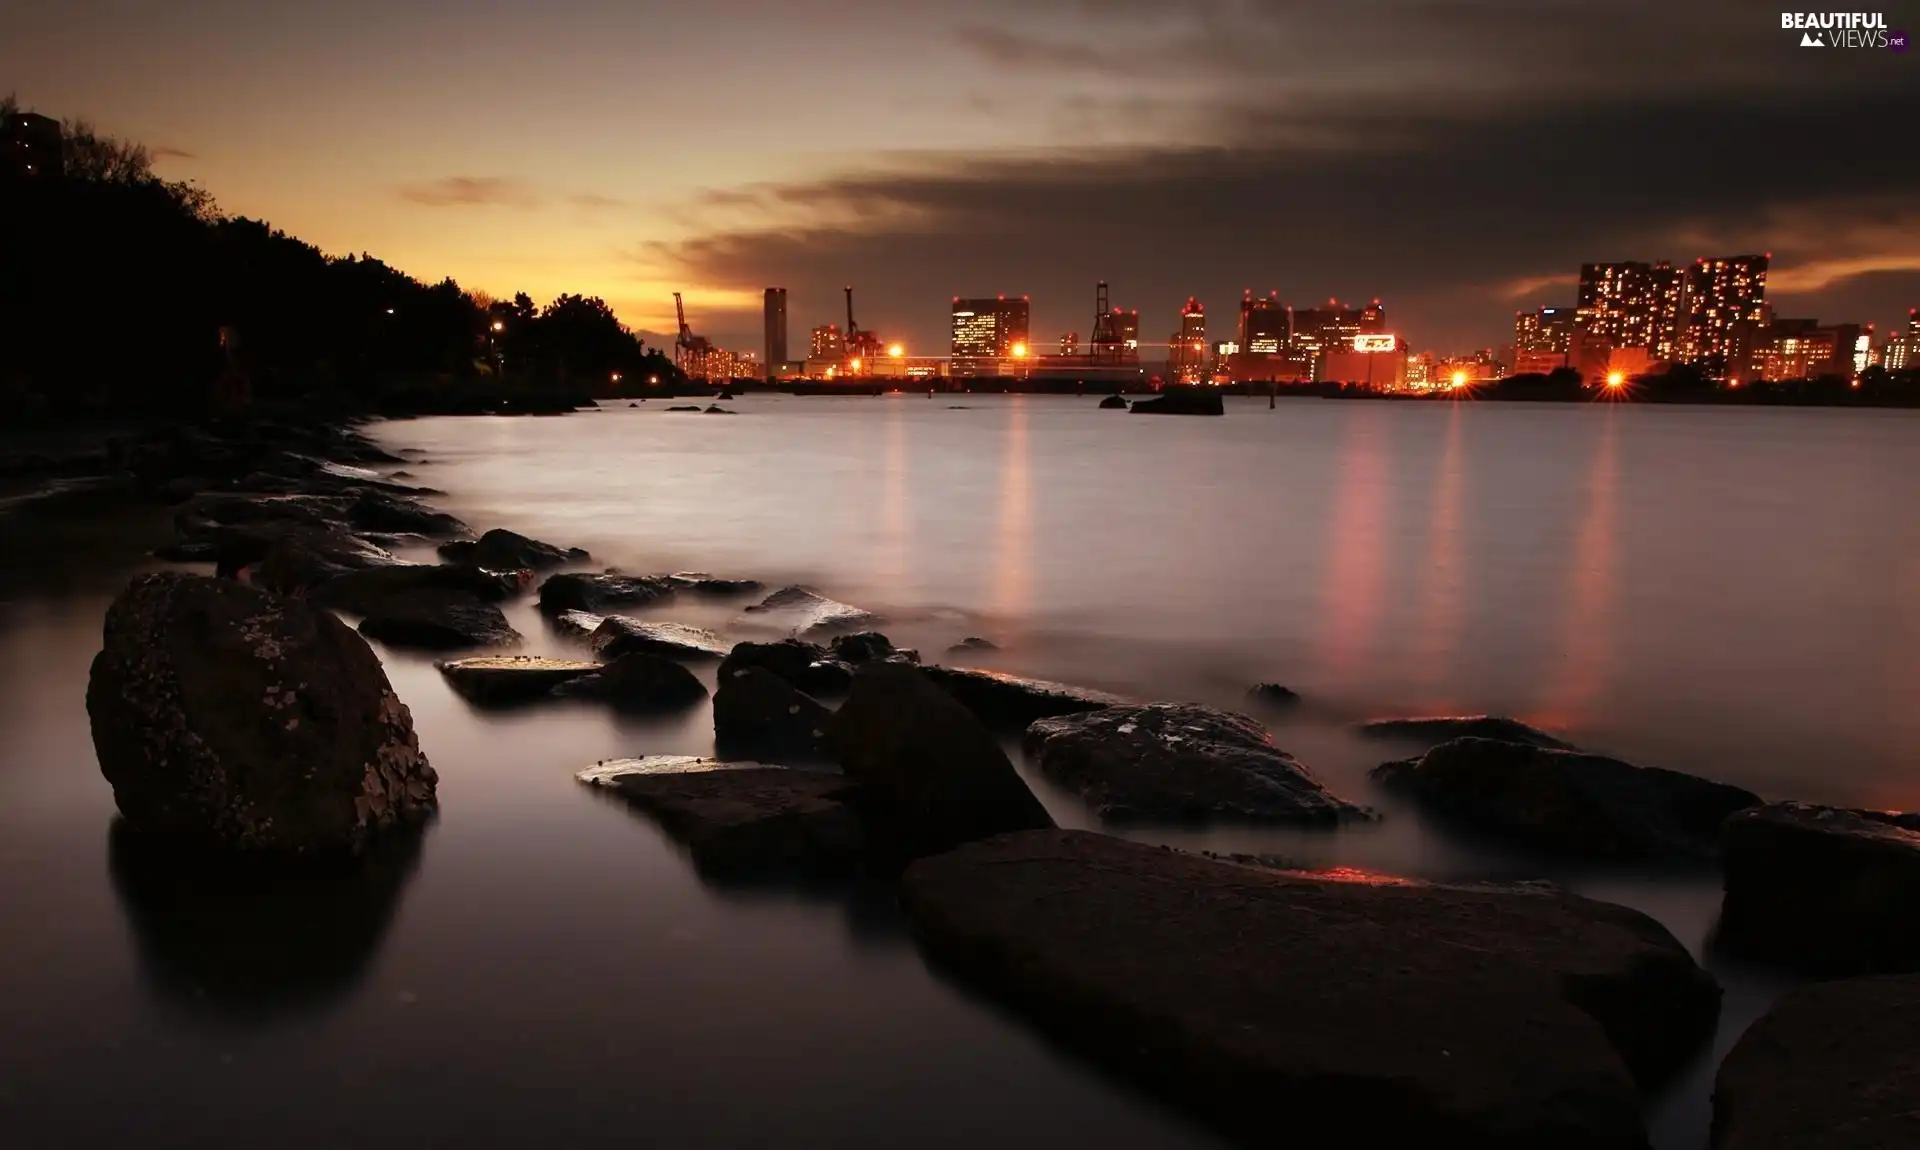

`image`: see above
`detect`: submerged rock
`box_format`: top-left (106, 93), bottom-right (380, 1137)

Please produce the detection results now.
top-left (436, 655), bottom-right (601, 705)
top-left (438, 528), bottom-right (588, 571)
top-left (829, 631), bottom-right (917, 665)
top-left (590, 616), bottom-right (731, 662)
top-left (578, 757), bottom-right (864, 878)
top-left (718, 638), bottom-right (853, 696)
top-left (947, 636), bottom-right (998, 654)
top-left (1711, 973), bottom-right (1920, 1149)
top-left (1025, 703), bottom-right (1373, 825)
top-left (312, 562), bottom-right (528, 615)
top-left (713, 666), bottom-right (833, 759)
top-left (1130, 388), bottom-right (1223, 415)
top-left (1097, 394), bottom-right (1128, 409)
top-left (1718, 802), bottom-right (1920, 973)
top-left (357, 594), bottom-right (521, 652)
top-left (737, 585), bottom-right (881, 638)
top-left (1245, 682), bottom-right (1301, 708)
top-left (666, 572), bottom-right (764, 596)
top-left (551, 651), bottom-right (709, 710)
top-left (86, 573), bottom-right (437, 853)
top-left (1358, 715), bottom-right (1576, 751)
top-left (918, 665), bottom-right (1128, 729)
top-left (827, 663), bottom-right (1054, 856)
top-left (537, 571), bottom-right (676, 615)
top-left (901, 830), bottom-right (1721, 1149)
top-left (1371, 738), bottom-right (1760, 862)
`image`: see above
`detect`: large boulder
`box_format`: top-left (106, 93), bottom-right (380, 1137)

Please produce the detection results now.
top-left (829, 631), bottom-right (918, 665)
top-left (901, 830), bottom-right (1721, 1149)
top-left (717, 639), bottom-right (853, 696)
top-left (1097, 394), bottom-right (1128, 409)
top-left (537, 572), bottom-right (676, 615)
top-left (357, 594), bottom-right (521, 652)
top-left (436, 655), bottom-right (601, 706)
top-left (712, 666), bottom-right (833, 759)
top-left (826, 663), bottom-right (1054, 856)
top-left (918, 665), bottom-right (1128, 729)
top-left (666, 572), bottom-right (764, 596)
top-left (311, 562), bottom-right (529, 615)
top-left (1717, 803), bottom-right (1920, 973)
top-left (736, 585), bottom-right (880, 637)
top-left (1711, 974), bottom-right (1920, 1149)
top-left (1024, 703), bottom-right (1373, 825)
top-left (590, 616), bottom-right (731, 662)
top-left (578, 757), bottom-right (864, 879)
top-left (85, 573), bottom-right (438, 854)
top-left (1358, 715), bottom-right (1575, 751)
top-left (1130, 388), bottom-right (1223, 415)
top-left (1371, 738), bottom-right (1761, 862)
top-left (552, 652), bottom-right (709, 710)
top-left (226, 526), bottom-right (404, 592)
top-left (438, 528), bottom-right (587, 571)
top-left (344, 490), bottom-right (468, 537)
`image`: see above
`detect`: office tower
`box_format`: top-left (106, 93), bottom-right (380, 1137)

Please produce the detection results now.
top-left (1237, 292), bottom-right (1286, 354)
top-left (950, 297), bottom-right (1032, 371)
top-left (1513, 306), bottom-right (1577, 374)
top-left (1169, 298), bottom-right (1207, 380)
top-left (762, 288), bottom-right (787, 379)
top-left (810, 324), bottom-right (845, 359)
top-left (1678, 254), bottom-right (1769, 371)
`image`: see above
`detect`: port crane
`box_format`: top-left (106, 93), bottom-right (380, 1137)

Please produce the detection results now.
top-left (843, 285), bottom-right (883, 369)
top-left (673, 291), bottom-right (712, 379)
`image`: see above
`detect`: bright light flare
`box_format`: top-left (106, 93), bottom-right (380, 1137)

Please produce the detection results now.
top-left (1011, 342), bottom-right (1028, 358)
top-left (887, 343), bottom-right (904, 358)
top-left (1450, 371), bottom-right (1468, 389)
top-left (490, 320), bottom-right (504, 332)
top-left (1605, 371), bottom-right (1626, 389)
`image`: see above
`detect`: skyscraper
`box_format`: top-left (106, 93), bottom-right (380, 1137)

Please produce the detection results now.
top-left (1237, 292), bottom-right (1286, 354)
top-left (950, 296), bottom-right (1031, 368)
top-left (1169, 298), bottom-right (1207, 381)
top-left (762, 288), bottom-right (787, 380)
top-left (1576, 262), bottom-right (1660, 349)
top-left (1678, 255), bottom-right (1769, 372)
top-left (1513, 306), bottom-right (1576, 374)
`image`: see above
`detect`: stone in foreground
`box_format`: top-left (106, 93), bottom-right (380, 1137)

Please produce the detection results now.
top-left (827, 663), bottom-right (1054, 856)
top-left (918, 665), bottom-right (1129, 729)
top-left (356, 593), bottom-right (521, 652)
top-left (438, 527), bottom-right (587, 571)
top-left (1711, 974), bottom-right (1920, 1150)
top-left (1025, 703), bottom-right (1373, 825)
top-left (666, 572), bottom-right (764, 596)
top-left (536, 571), bottom-right (676, 616)
top-left (551, 651), bottom-right (709, 710)
top-left (436, 655), bottom-right (601, 705)
top-left (1718, 802), bottom-right (1920, 973)
top-left (312, 561), bottom-right (528, 614)
top-left (718, 638), bottom-right (854, 696)
top-left (589, 616), bottom-right (731, 662)
top-left (829, 630), bottom-right (917, 665)
top-left (901, 830), bottom-right (1720, 1150)
top-left (1372, 737), bottom-right (1760, 862)
top-left (1358, 714), bottom-right (1576, 751)
top-left (578, 757), bottom-right (864, 878)
top-left (737, 585), bottom-right (881, 637)
top-left (86, 573), bottom-right (437, 853)
top-left (712, 665), bottom-right (834, 759)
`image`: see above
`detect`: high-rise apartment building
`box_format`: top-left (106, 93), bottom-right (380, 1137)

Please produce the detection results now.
top-left (950, 296), bottom-right (1031, 371)
top-left (1289, 299), bottom-right (1384, 363)
top-left (762, 288), bottom-right (787, 379)
top-left (1514, 306), bottom-right (1577, 374)
top-left (1886, 309), bottom-right (1920, 372)
top-left (1678, 254), bottom-right (1769, 372)
top-left (1575, 262), bottom-right (1663, 350)
top-left (1237, 292), bottom-right (1287, 355)
top-left (1168, 298), bottom-right (1207, 381)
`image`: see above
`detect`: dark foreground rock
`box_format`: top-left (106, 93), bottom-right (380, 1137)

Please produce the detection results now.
top-left (829, 631), bottom-right (917, 665)
top-left (551, 652), bottom-right (708, 710)
top-left (357, 594), bottom-right (521, 652)
top-left (948, 636), bottom-right (998, 654)
top-left (918, 665), bottom-right (1129, 729)
top-left (737, 585), bottom-right (881, 637)
top-left (712, 666), bottom-right (833, 759)
top-left (438, 528), bottom-right (588, 571)
top-left (436, 655), bottom-right (601, 705)
top-left (1358, 714), bottom-right (1576, 751)
top-left (1098, 394), bottom-right (1128, 409)
top-left (86, 573), bottom-right (437, 853)
top-left (666, 572), bottom-right (764, 596)
top-left (717, 639), bottom-right (854, 696)
top-left (311, 561), bottom-right (529, 615)
top-left (345, 490), bottom-right (468, 537)
top-left (1717, 802), bottom-right (1920, 973)
top-left (1372, 738), bottom-right (1761, 862)
top-left (1130, 388), bottom-right (1224, 415)
top-left (590, 616), bottom-right (731, 662)
top-left (217, 524), bottom-right (404, 591)
top-left (827, 664), bottom-right (1054, 856)
top-left (1711, 974), bottom-right (1920, 1149)
top-left (901, 830), bottom-right (1721, 1149)
top-left (1025, 704), bottom-right (1373, 825)
top-left (537, 571), bottom-right (676, 615)
top-left (578, 757), bottom-right (864, 879)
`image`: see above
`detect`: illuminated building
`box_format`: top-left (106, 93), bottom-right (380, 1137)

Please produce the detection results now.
top-left (810, 324), bottom-right (845, 360)
top-left (1576, 262), bottom-right (1662, 350)
top-left (1513, 306), bottom-right (1576, 375)
top-left (1285, 298), bottom-right (1383, 380)
top-left (1320, 334), bottom-right (1406, 389)
top-left (1678, 254), bottom-right (1769, 372)
top-left (1757, 321), bottom-right (1871, 381)
top-left (1058, 332), bottom-right (1080, 356)
top-left (1115, 308), bottom-right (1140, 352)
top-left (1168, 298), bottom-right (1207, 382)
top-left (1404, 352), bottom-right (1436, 390)
top-left (1, 111), bottom-right (63, 179)
top-left (1650, 262), bottom-right (1685, 359)
top-left (1238, 292), bottom-right (1287, 355)
top-left (1883, 309), bottom-right (1918, 372)
top-left (762, 288), bottom-right (787, 382)
top-left (951, 296), bottom-right (1031, 374)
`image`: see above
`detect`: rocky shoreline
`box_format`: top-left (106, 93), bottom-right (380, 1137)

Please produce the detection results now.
top-left (57, 416), bottom-right (1920, 1149)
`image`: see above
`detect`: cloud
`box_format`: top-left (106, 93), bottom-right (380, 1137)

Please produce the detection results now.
top-left (397, 176), bottom-right (540, 208)
top-left (570, 193), bottom-right (627, 211)
top-left (952, 25), bottom-right (1133, 73)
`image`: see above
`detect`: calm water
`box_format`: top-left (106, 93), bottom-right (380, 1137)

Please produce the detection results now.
top-left (3, 395), bottom-right (1918, 1149)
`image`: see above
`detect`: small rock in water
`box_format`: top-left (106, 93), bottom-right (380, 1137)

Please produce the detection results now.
top-left (948, 636), bottom-right (998, 654)
top-left (735, 585), bottom-right (881, 638)
top-left (719, 639), bottom-right (853, 696)
top-left (1246, 682), bottom-right (1301, 708)
top-left (1357, 715), bottom-right (1574, 751)
top-left (436, 655), bottom-right (601, 706)
top-left (590, 616), bottom-right (731, 662)
top-left (440, 528), bottom-right (587, 572)
top-left (537, 572), bottom-right (676, 615)
top-left (917, 665), bottom-right (1128, 730)
top-left (550, 652), bottom-right (708, 711)
top-left (357, 593), bottom-right (522, 652)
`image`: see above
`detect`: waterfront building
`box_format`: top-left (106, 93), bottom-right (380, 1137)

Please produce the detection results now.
top-left (810, 324), bottom-right (845, 360)
top-left (1513, 306), bottom-right (1576, 375)
top-left (762, 288), bottom-right (787, 381)
top-left (1678, 254), bottom-right (1769, 372)
top-left (951, 297), bottom-right (1031, 375)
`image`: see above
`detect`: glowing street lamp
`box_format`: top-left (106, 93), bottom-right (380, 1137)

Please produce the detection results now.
top-left (887, 343), bottom-right (904, 358)
top-left (1605, 371), bottom-right (1626, 389)
top-left (1011, 341), bottom-right (1029, 358)
top-left (1450, 370), bottom-right (1468, 390)
top-left (491, 320), bottom-right (504, 332)
top-left (611, 372), bottom-right (622, 383)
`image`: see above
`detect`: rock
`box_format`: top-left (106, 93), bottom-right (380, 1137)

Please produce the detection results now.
top-left (345, 491), bottom-right (469, 537)
top-left (589, 616), bottom-right (731, 662)
top-left (666, 572), bottom-right (765, 596)
top-left (1246, 682), bottom-right (1301, 708)
top-left (900, 830), bottom-right (1721, 1149)
top-left (435, 540), bottom-right (476, 564)
top-left (918, 665), bottom-right (1128, 729)
top-left (1358, 714), bottom-right (1576, 751)
top-left (1025, 703), bottom-right (1374, 825)
top-left (948, 636), bottom-right (998, 653)
top-left (826, 663), bottom-right (1054, 856)
top-left (1711, 974), bottom-right (1920, 1149)
top-left (440, 528), bottom-right (587, 572)
top-left (311, 562), bottom-right (529, 615)
top-left (177, 492), bottom-right (347, 534)
top-left (436, 655), bottom-right (602, 706)
top-left (85, 573), bottom-right (437, 854)
top-left (704, 405), bottom-right (736, 414)
top-left (1717, 803), bottom-right (1920, 973)
top-left (829, 631), bottom-right (918, 665)
top-left (712, 666), bottom-right (833, 759)
top-left (546, 610), bottom-right (603, 638)
top-left (211, 524), bottom-right (402, 592)
top-left (737, 585), bottom-right (880, 637)
top-left (1097, 394), bottom-right (1128, 409)
top-left (357, 594), bottom-right (521, 652)
top-left (1130, 388), bottom-right (1224, 415)
top-left (718, 639), bottom-right (854, 696)
top-left (551, 652), bottom-right (708, 710)
top-left (666, 405), bottom-right (703, 412)
top-left (154, 539), bottom-right (220, 563)
top-left (578, 758), bottom-right (864, 878)
top-left (1371, 738), bottom-right (1760, 862)
top-left (537, 571), bottom-right (676, 615)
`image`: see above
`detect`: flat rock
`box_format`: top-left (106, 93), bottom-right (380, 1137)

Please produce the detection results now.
top-left (357, 594), bottom-right (521, 652)
top-left (438, 528), bottom-right (587, 571)
top-left (549, 609), bottom-right (605, 638)
top-left (718, 639), bottom-right (854, 696)
top-left (1718, 803), bottom-right (1920, 973)
top-left (827, 664), bottom-right (1054, 856)
top-left (1372, 738), bottom-right (1760, 861)
top-left (918, 665), bottom-right (1129, 729)
top-left (901, 830), bottom-right (1722, 1149)
top-left (436, 655), bottom-right (602, 705)
top-left (713, 665), bottom-right (834, 759)
top-left (590, 616), bottom-right (731, 662)
top-left (666, 572), bottom-right (764, 596)
top-left (552, 651), bottom-right (708, 710)
top-left (1358, 715), bottom-right (1576, 751)
top-left (312, 562), bottom-right (529, 614)
top-left (1711, 974), bottom-right (1920, 1149)
top-left (345, 491), bottom-right (469, 537)
top-left (537, 571), bottom-right (676, 615)
top-left (1025, 703), bottom-right (1373, 825)
top-left (578, 757), bottom-right (864, 878)
top-left (737, 585), bottom-right (881, 637)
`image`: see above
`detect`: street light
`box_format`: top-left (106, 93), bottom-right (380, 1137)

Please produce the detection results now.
top-left (887, 343), bottom-right (904, 358)
top-left (1450, 370), bottom-right (1468, 389)
top-left (491, 320), bottom-right (504, 332)
top-left (1605, 371), bottom-right (1626, 389)
top-left (1011, 341), bottom-right (1028, 358)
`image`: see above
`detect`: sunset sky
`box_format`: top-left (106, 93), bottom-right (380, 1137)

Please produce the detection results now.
top-left (7, 0), bottom-right (1917, 355)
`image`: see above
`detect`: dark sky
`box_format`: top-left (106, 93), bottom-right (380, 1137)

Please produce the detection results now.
top-left (7, 0), bottom-right (1917, 354)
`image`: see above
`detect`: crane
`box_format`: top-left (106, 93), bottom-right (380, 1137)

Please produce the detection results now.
top-left (672, 291), bottom-right (712, 379)
top-left (843, 284), bottom-right (882, 369)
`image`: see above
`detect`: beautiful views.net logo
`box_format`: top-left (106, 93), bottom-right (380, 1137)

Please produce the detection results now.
top-left (1780, 11), bottom-right (1904, 48)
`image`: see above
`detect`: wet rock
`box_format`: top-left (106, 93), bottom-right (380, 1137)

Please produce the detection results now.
top-left (357, 594), bottom-right (521, 652)
top-left (177, 492), bottom-right (348, 535)
top-left (1358, 714), bottom-right (1576, 751)
top-left (154, 539), bottom-right (220, 563)
top-left (1717, 803), bottom-right (1920, 974)
top-left (737, 585), bottom-right (881, 637)
top-left (1371, 738), bottom-right (1760, 862)
top-left (1246, 682), bottom-right (1301, 708)
top-left (551, 651), bottom-right (708, 710)
top-left (537, 571), bottom-right (676, 615)
top-left (1098, 394), bottom-right (1129, 409)
top-left (344, 490), bottom-right (468, 538)
top-left (1711, 973), bottom-right (1920, 1149)
top-left (718, 639), bottom-right (854, 696)
top-left (666, 405), bottom-right (703, 412)
top-left (547, 609), bottom-right (605, 639)
top-left (1026, 703), bottom-right (1374, 825)
top-left (590, 616), bottom-right (731, 662)
top-left (918, 665), bottom-right (1128, 730)
top-left (666, 572), bottom-right (764, 596)
top-left (712, 666), bottom-right (833, 760)
top-left (1130, 388), bottom-right (1223, 415)
top-left (436, 655), bottom-right (602, 706)
top-left (438, 528), bottom-right (587, 572)
top-left (311, 562), bottom-right (529, 615)
top-left (85, 573), bottom-right (437, 854)
top-left (901, 830), bottom-right (1721, 1149)
top-left (829, 631), bottom-right (918, 665)
top-left (212, 524), bottom-right (403, 592)
top-left (578, 757), bottom-right (864, 878)
top-left (703, 405), bottom-right (736, 415)
top-left (827, 663), bottom-right (1054, 856)
top-left (948, 636), bottom-right (998, 654)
